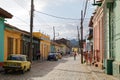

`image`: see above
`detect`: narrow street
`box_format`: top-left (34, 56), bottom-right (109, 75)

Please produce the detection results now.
top-left (0, 55), bottom-right (119, 80)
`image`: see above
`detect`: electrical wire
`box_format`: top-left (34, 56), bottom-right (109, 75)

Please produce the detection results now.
top-left (14, 16), bottom-right (29, 26)
top-left (35, 10), bottom-right (80, 21)
top-left (83, 0), bottom-right (89, 21)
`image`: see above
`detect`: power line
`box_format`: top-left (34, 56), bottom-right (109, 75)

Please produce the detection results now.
top-left (35, 10), bottom-right (81, 21)
top-left (83, 0), bottom-right (89, 21)
top-left (14, 16), bottom-right (29, 26)
top-left (14, 0), bottom-right (29, 12)
top-left (82, 0), bottom-right (86, 10)
top-left (34, 13), bottom-right (51, 27)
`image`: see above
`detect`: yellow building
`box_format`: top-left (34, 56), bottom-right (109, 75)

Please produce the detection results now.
top-left (4, 24), bottom-right (21, 60)
top-left (33, 32), bottom-right (50, 60)
top-left (72, 47), bottom-right (79, 52)
top-left (59, 44), bottom-right (67, 54)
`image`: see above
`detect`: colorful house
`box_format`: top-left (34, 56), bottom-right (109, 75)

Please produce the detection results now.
top-left (92, 3), bottom-right (104, 69)
top-left (59, 43), bottom-right (67, 55)
top-left (0, 8), bottom-right (12, 65)
top-left (20, 31), bottom-right (40, 61)
top-left (100, 0), bottom-right (114, 75)
top-left (112, 0), bottom-right (120, 78)
top-left (4, 23), bottom-right (40, 61)
top-left (55, 38), bottom-right (72, 54)
top-left (33, 32), bottom-right (50, 60)
top-left (72, 47), bottom-right (79, 53)
top-left (4, 24), bottom-right (22, 60)
top-left (93, 0), bottom-right (120, 78)
top-left (50, 41), bottom-right (60, 53)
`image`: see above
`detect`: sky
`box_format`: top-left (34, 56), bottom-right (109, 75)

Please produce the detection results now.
top-left (0, 0), bottom-right (95, 40)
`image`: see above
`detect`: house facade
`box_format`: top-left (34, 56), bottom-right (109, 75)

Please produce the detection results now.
top-left (92, 4), bottom-right (104, 69)
top-left (93, 0), bottom-right (120, 78)
top-left (4, 24), bottom-right (22, 60)
top-left (0, 8), bottom-right (12, 65)
top-left (4, 24), bottom-right (40, 61)
top-left (112, 0), bottom-right (120, 78)
top-left (55, 38), bottom-right (72, 54)
top-left (33, 32), bottom-right (50, 60)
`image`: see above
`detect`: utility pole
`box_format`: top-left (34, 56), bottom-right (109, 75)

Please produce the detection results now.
top-left (77, 26), bottom-right (80, 54)
top-left (80, 10), bottom-right (83, 64)
top-left (29, 0), bottom-right (34, 62)
top-left (53, 26), bottom-right (55, 41)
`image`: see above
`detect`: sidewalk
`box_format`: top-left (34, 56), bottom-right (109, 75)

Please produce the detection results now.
top-left (79, 55), bottom-right (119, 80)
top-left (32, 55), bottom-right (120, 80)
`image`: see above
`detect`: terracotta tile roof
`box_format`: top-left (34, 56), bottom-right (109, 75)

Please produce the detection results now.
top-left (0, 8), bottom-right (13, 18)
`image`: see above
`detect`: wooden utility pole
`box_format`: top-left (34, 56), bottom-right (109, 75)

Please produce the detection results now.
top-left (77, 26), bottom-right (80, 53)
top-left (80, 10), bottom-right (83, 64)
top-left (53, 26), bottom-right (55, 41)
top-left (29, 0), bottom-right (34, 62)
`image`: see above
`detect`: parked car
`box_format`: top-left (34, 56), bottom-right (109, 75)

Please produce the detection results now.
top-left (3, 54), bottom-right (31, 74)
top-left (47, 53), bottom-right (58, 61)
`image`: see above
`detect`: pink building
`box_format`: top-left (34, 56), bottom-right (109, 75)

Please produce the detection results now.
top-left (93, 6), bottom-right (104, 69)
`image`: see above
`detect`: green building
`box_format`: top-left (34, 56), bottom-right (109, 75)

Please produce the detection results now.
top-left (112, 0), bottom-right (120, 78)
top-left (102, 0), bottom-right (114, 75)
top-left (93, 0), bottom-right (120, 78)
top-left (102, 0), bottom-right (120, 78)
top-left (0, 8), bottom-right (12, 65)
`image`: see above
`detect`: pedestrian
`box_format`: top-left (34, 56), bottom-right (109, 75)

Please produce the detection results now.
top-left (74, 51), bottom-right (77, 60)
top-left (36, 50), bottom-right (40, 60)
top-left (88, 51), bottom-right (92, 65)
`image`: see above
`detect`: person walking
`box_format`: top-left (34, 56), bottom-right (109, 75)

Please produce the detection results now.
top-left (74, 51), bottom-right (77, 60)
top-left (36, 50), bottom-right (40, 60)
top-left (88, 51), bottom-right (92, 65)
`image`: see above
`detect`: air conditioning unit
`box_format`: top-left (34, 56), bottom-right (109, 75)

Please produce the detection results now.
top-left (113, 61), bottom-right (120, 78)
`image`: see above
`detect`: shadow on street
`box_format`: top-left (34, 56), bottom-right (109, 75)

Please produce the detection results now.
top-left (0, 56), bottom-right (68, 80)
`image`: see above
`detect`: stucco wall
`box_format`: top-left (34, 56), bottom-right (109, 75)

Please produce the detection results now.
top-left (4, 29), bottom-right (21, 60)
top-left (93, 6), bottom-right (104, 63)
top-left (114, 0), bottom-right (120, 61)
top-left (0, 18), bottom-right (4, 62)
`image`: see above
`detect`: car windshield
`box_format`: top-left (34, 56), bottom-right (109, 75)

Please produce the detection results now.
top-left (49, 53), bottom-right (55, 55)
top-left (7, 55), bottom-right (26, 61)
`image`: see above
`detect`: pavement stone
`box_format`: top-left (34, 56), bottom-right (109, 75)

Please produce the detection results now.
top-left (0, 55), bottom-right (119, 80)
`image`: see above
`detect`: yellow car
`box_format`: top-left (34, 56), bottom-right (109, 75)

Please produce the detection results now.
top-left (3, 54), bottom-right (31, 74)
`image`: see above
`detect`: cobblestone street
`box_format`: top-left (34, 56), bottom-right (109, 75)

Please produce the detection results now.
top-left (0, 55), bottom-right (119, 80)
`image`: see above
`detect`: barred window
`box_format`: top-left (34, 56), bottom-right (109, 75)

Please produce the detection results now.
top-left (8, 37), bottom-right (13, 54)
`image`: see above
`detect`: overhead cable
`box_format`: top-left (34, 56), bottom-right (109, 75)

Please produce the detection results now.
top-left (35, 10), bottom-right (80, 21)
top-left (83, 0), bottom-right (89, 21)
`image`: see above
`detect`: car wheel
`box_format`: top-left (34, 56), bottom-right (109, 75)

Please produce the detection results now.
top-left (28, 65), bottom-right (31, 71)
top-left (21, 67), bottom-right (26, 74)
top-left (21, 69), bottom-right (25, 74)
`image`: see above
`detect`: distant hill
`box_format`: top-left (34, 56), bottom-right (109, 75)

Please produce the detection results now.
top-left (70, 39), bottom-right (79, 47)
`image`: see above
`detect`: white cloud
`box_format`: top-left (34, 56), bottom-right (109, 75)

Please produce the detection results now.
top-left (0, 0), bottom-right (94, 40)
